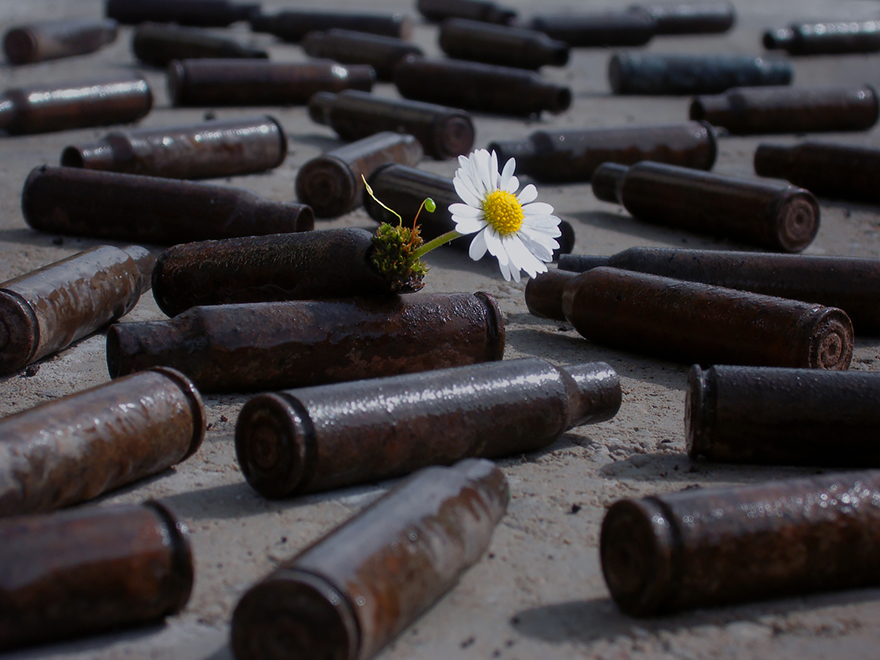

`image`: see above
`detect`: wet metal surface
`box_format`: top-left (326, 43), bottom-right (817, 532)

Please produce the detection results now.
top-left (3, 19), bottom-right (118, 65)
top-left (302, 30), bottom-right (424, 82)
top-left (438, 19), bottom-right (570, 70)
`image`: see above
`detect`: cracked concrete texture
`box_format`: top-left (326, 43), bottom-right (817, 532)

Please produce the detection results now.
top-left (1, 0), bottom-right (880, 658)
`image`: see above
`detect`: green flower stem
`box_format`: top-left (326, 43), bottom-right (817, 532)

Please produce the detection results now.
top-left (413, 230), bottom-right (463, 259)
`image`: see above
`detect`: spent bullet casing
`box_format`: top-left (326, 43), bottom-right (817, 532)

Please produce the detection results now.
top-left (21, 165), bottom-right (313, 244)
top-left (601, 470), bottom-right (880, 616)
top-left (151, 228), bottom-right (403, 318)
top-left (4, 18), bottom-right (118, 65)
top-left (308, 90), bottom-right (475, 159)
top-left (0, 501), bottom-right (193, 650)
top-left (249, 10), bottom-right (412, 43)
top-left (609, 52), bottom-right (792, 95)
top-left (0, 75), bottom-right (152, 135)
top-left (363, 163), bottom-right (575, 257)
top-left (488, 121), bottom-right (717, 183)
top-left (524, 268), bottom-right (577, 321)
top-left (394, 58), bottom-right (572, 117)
top-left (236, 358), bottom-right (620, 498)
top-left (107, 292), bottom-right (506, 393)
top-left (0, 245), bottom-right (153, 375)
top-left (61, 115), bottom-right (287, 179)
top-left (0, 368), bottom-right (205, 517)
top-left (688, 365), bottom-right (880, 466)
top-left (439, 19), bottom-right (570, 70)
top-left (632, 1), bottom-right (735, 35)
top-left (302, 29), bottom-right (424, 81)
top-left (131, 22), bottom-right (268, 67)
top-left (561, 267), bottom-right (854, 369)
top-left (529, 11), bottom-right (657, 48)
top-left (764, 20), bottom-right (880, 56)
top-left (417, 0), bottom-right (517, 25)
top-left (690, 84), bottom-right (880, 134)
top-left (232, 459), bottom-right (508, 660)
top-left (296, 132), bottom-right (423, 218)
top-left (591, 161), bottom-right (819, 252)
top-left (558, 247), bottom-right (880, 334)
top-left (754, 141), bottom-right (880, 205)
top-left (106, 0), bottom-right (259, 27)
top-left (167, 59), bottom-right (376, 107)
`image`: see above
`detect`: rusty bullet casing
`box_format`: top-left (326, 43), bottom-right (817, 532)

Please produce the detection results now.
top-left (107, 292), bottom-right (506, 393)
top-left (688, 365), bottom-right (880, 466)
top-left (764, 20), bottom-right (880, 56)
top-left (417, 0), bottom-right (517, 25)
top-left (151, 229), bottom-right (400, 318)
top-left (754, 141), bottom-right (880, 204)
top-left (167, 59), bottom-right (376, 107)
top-left (488, 121), bottom-right (717, 184)
top-left (302, 29), bottom-right (424, 82)
top-left (558, 247), bottom-right (880, 334)
top-left (106, 0), bottom-right (259, 27)
top-left (0, 500), bottom-right (193, 650)
top-left (394, 58), bottom-right (572, 117)
top-left (591, 161), bottom-right (819, 252)
top-left (601, 470), bottom-right (880, 616)
top-left (4, 18), bottom-right (118, 65)
top-left (249, 10), bottom-right (412, 43)
top-left (61, 115), bottom-right (287, 180)
top-left (0, 368), bottom-right (205, 517)
top-left (632, 1), bottom-right (735, 35)
top-left (132, 22), bottom-right (268, 67)
top-left (0, 245), bottom-right (154, 375)
top-left (609, 52), bottom-right (792, 95)
top-left (439, 19), bottom-right (570, 70)
top-left (690, 84), bottom-right (880, 134)
top-left (524, 268), bottom-right (577, 321)
top-left (364, 163), bottom-right (576, 257)
top-left (21, 165), bottom-right (313, 245)
top-left (231, 459), bottom-right (508, 660)
top-left (529, 11), bottom-right (657, 48)
top-left (236, 358), bottom-right (620, 498)
top-left (0, 75), bottom-right (152, 135)
top-left (296, 132), bottom-right (423, 218)
top-left (308, 90), bottom-right (475, 160)
top-left (562, 267), bottom-right (854, 369)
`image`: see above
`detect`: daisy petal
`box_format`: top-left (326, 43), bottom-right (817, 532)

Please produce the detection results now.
top-left (504, 235), bottom-right (545, 278)
top-left (453, 176), bottom-right (482, 207)
top-left (484, 228), bottom-right (509, 267)
top-left (453, 217), bottom-right (486, 235)
top-left (449, 202), bottom-right (482, 218)
top-left (489, 151), bottom-right (499, 190)
top-left (517, 184), bottom-right (538, 204)
top-left (503, 175), bottom-right (519, 194)
top-left (522, 201), bottom-right (555, 216)
top-left (468, 228), bottom-right (488, 261)
top-left (517, 228), bottom-right (557, 262)
top-left (499, 157), bottom-right (516, 191)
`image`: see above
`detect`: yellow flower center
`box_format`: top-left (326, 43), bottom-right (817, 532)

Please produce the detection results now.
top-left (482, 190), bottom-right (524, 236)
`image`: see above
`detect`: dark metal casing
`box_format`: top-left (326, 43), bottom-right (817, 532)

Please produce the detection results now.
top-left (131, 22), bottom-right (268, 67)
top-left (106, 0), bottom-right (259, 27)
top-left (763, 20), bottom-right (880, 56)
top-left (417, 0), bottom-right (517, 25)
top-left (4, 19), bottom-right (118, 64)
top-left (439, 19), bottom-right (570, 70)
top-left (632, 2), bottom-right (735, 35)
top-left (301, 30), bottom-right (423, 81)
top-left (529, 11), bottom-right (657, 47)
top-left (249, 10), bottom-right (412, 42)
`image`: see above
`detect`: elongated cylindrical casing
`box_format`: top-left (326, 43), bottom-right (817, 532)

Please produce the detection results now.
top-left (558, 247), bottom-right (880, 334)
top-left (525, 268), bottom-right (577, 321)
top-left (0, 245), bottom-right (154, 375)
top-left (690, 85), bottom-right (880, 134)
top-left (61, 115), bottom-right (287, 179)
top-left (132, 22), bottom-right (268, 67)
top-left (301, 30), bottom-right (423, 81)
top-left (764, 20), bottom-right (880, 56)
top-left (561, 267), bottom-right (854, 369)
top-left (754, 141), bottom-right (880, 204)
top-left (363, 163), bottom-right (575, 257)
top-left (249, 10), bottom-right (412, 43)
top-left (601, 470), bottom-right (880, 616)
top-left (439, 19), bottom-right (569, 69)
top-left (231, 459), bottom-right (508, 660)
top-left (0, 501), bottom-right (194, 650)
top-left (488, 122), bottom-right (717, 183)
top-left (687, 365), bottom-right (880, 466)
top-left (4, 19), bottom-right (118, 65)
top-left (235, 358), bottom-right (620, 498)
top-left (591, 161), bottom-right (819, 252)
top-left (632, 2), bottom-right (735, 35)
top-left (417, 0), bottom-right (517, 25)
top-left (167, 59), bottom-right (376, 107)
top-left (0, 368), bottom-right (205, 517)
top-left (529, 11), bottom-right (657, 47)
top-left (106, 0), bottom-right (259, 27)
top-left (609, 52), bottom-right (792, 95)
top-left (394, 58), bottom-right (572, 117)
top-left (151, 229), bottom-right (395, 317)
top-left (0, 75), bottom-right (152, 135)
top-left (296, 132), bottom-right (423, 218)
top-left (308, 90), bottom-right (475, 160)
top-left (107, 292), bottom-right (506, 393)
top-left (21, 165), bottom-right (313, 244)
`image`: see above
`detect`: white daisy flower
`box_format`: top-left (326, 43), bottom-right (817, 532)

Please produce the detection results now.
top-left (449, 149), bottom-right (562, 282)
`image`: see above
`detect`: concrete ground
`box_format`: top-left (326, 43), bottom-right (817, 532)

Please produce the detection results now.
top-left (2, 0), bottom-right (880, 658)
